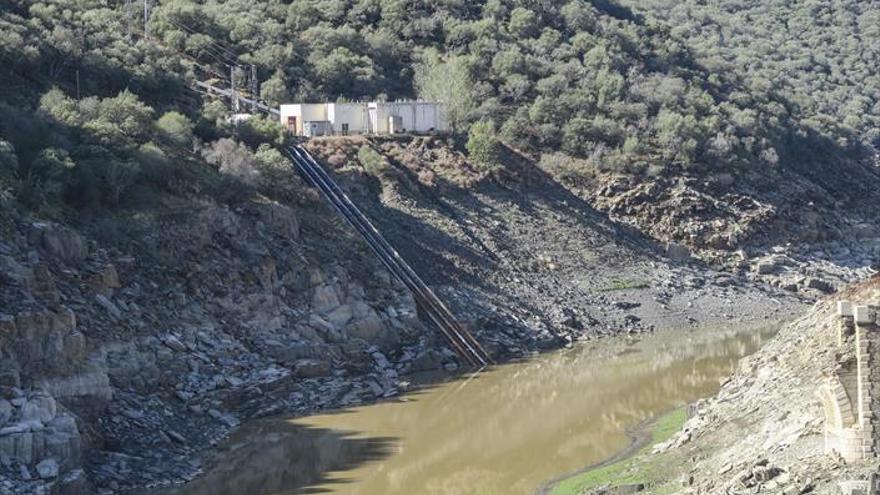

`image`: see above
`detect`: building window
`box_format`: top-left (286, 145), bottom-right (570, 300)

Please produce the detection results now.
top-left (342, 123), bottom-right (349, 136)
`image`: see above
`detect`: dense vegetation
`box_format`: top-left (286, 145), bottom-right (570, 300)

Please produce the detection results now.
top-left (0, 0), bottom-right (877, 215)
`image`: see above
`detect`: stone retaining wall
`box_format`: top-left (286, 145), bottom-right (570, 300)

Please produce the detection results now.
top-left (818, 300), bottom-right (880, 492)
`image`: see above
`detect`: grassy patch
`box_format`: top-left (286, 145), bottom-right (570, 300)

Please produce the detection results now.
top-left (549, 408), bottom-right (686, 495)
top-left (598, 278), bottom-right (650, 292)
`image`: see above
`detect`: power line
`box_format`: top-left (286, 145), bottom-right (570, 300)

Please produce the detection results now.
top-left (162, 17), bottom-right (240, 66)
top-left (143, 0), bottom-right (151, 40)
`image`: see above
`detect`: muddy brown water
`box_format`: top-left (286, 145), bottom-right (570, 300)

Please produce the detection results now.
top-left (149, 324), bottom-right (776, 495)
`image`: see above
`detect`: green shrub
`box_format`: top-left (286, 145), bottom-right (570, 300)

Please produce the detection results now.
top-left (202, 138), bottom-right (261, 185)
top-left (135, 142), bottom-right (172, 183)
top-left (0, 140), bottom-right (19, 190)
top-left (155, 111), bottom-right (194, 148)
top-left (466, 120), bottom-right (501, 170)
top-left (357, 146), bottom-right (391, 177)
top-left (16, 148), bottom-right (74, 208)
top-left (238, 115), bottom-right (288, 149)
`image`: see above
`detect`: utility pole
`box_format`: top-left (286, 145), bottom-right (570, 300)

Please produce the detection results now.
top-left (75, 69), bottom-right (81, 100)
top-left (125, 0), bottom-right (133, 41)
top-left (229, 65), bottom-right (239, 112)
top-left (250, 64), bottom-right (259, 112)
top-left (143, 0), bottom-right (151, 40)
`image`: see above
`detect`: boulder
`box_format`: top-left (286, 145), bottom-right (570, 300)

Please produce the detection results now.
top-left (347, 311), bottom-right (400, 350)
top-left (35, 458), bottom-right (58, 479)
top-left (754, 261), bottom-right (777, 275)
top-left (852, 223), bottom-right (877, 239)
top-left (807, 278), bottom-right (835, 294)
top-left (20, 395), bottom-right (55, 423)
top-left (87, 264), bottom-right (120, 295)
top-left (346, 313), bottom-right (385, 342)
top-left (410, 350), bottom-right (442, 372)
top-left (31, 224), bottom-right (87, 264)
top-left (256, 201), bottom-right (299, 240)
top-left (0, 256), bottom-right (34, 287)
top-left (293, 359), bottom-right (331, 378)
top-left (665, 243), bottom-right (690, 262)
top-left (95, 295), bottom-right (121, 319)
top-left (0, 400), bottom-right (11, 425)
top-left (312, 285), bottom-right (341, 313)
top-left (325, 304), bottom-right (354, 328)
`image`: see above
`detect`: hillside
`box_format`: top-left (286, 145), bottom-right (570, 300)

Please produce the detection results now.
top-left (0, 133), bottom-right (809, 493)
top-left (631, 277), bottom-right (880, 493)
top-left (2, 0), bottom-right (879, 262)
top-left (0, 0), bottom-right (878, 493)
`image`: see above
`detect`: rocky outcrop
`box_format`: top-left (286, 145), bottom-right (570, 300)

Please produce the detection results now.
top-left (0, 390), bottom-right (81, 469)
top-left (649, 278), bottom-right (880, 493)
top-left (0, 188), bottom-right (443, 493)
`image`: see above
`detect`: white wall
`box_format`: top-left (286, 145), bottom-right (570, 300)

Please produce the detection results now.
top-left (328, 103), bottom-right (369, 134)
top-left (281, 101), bottom-right (449, 135)
top-left (279, 104), bottom-right (329, 135)
top-left (367, 102), bottom-right (448, 134)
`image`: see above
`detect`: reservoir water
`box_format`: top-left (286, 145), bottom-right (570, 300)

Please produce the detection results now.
top-left (150, 324), bottom-right (775, 495)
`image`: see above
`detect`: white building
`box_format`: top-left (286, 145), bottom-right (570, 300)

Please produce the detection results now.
top-left (279, 101), bottom-right (448, 136)
top-left (368, 101), bottom-right (448, 134)
top-left (327, 102), bottom-right (371, 135)
top-left (279, 103), bottom-right (328, 137)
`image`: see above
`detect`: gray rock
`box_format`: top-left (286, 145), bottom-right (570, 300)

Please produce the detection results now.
top-left (312, 285), bottom-right (341, 313)
top-left (162, 335), bottom-right (187, 353)
top-left (165, 430), bottom-right (187, 444)
top-left (19, 396), bottom-right (55, 423)
top-left (48, 415), bottom-right (78, 436)
top-left (0, 256), bottom-right (34, 287)
top-left (852, 223), bottom-right (877, 239)
top-left (95, 294), bottom-right (121, 319)
top-left (755, 262), bottom-right (777, 275)
top-left (806, 278), bottom-right (835, 293)
top-left (31, 224), bottom-right (87, 264)
top-left (411, 350), bottom-right (442, 371)
top-left (36, 458), bottom-right (58, 479)
top-left (346, 312), bottom-right (390, 345)
top-left (325, 304), bottom-right (354, 327)
top-left (666, 243), bottom-right (690, 262)
top-left (293, 359), bottom-right (331, 378)
top-left (0, 400), bottom-right (11, 426)
top-left (208, 409), bottom-right (239, 428)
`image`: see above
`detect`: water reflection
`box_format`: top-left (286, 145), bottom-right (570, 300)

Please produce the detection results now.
top-left (150, 325), bottom-right (775, 495)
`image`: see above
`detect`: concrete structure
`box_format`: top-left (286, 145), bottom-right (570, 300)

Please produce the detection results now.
top-left (367, 101), bottom-right (448, 134)
top-left (819, 301), bottom-right (880, 463)
top-left (279, 101), bottom-right (448, 136)
top-left (279, 104), bottom-right (328, 136)
top-left (327, 103), bottom-right (370, 135)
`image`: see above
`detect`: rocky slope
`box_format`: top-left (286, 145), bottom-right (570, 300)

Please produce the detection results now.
top-left (643, 276), bottom-right (880, 493)
top-left (564, 162), bottom-right (880, 292)
top-left (0, 187), bottom-right (450, 494)
top-left (0, 135), bottom-right (872, 495)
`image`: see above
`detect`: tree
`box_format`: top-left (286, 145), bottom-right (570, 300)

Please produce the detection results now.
top-left (0, 140), bottom-right (18, 189)
top-left (261, 70), bottom-right (291, 107)
top-left (17, 148), bottom-right (74, 208)
top-left (156, 111), bottom-right (194, 148)
top-left (414, 52), bottom-right (476, 133)
top-left (508, 8), bottom-right (539, 38)
top-left (311, 47), bottom-right (377, 97)
top-left (467, 120), bottom-right (501, 170)
top-left (202, 138), bottom-right (260, 185)
top-left (561, 0), bottom-right (597, 32)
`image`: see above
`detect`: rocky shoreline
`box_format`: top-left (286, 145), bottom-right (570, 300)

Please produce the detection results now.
top-left (0, 138), bottom-right (876, 494)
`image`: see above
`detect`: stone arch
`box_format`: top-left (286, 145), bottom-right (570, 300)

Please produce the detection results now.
top-left (818, 384), bottom-right (846, 432)
top-left (817, 375), bottom-right (856, 430)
